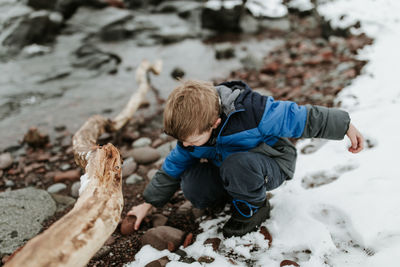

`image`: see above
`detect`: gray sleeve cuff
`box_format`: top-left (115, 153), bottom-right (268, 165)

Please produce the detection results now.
top-left (302, 105), bottom-right (350, 140)
top-left (143, 169), bottom-right (181, 208)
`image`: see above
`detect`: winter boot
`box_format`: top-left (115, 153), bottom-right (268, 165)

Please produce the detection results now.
top-left (222, 198), bottom-right (270, 238)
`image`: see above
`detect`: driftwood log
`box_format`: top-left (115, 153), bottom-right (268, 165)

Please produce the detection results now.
top-left (5, 60), bottom-right (162, 267)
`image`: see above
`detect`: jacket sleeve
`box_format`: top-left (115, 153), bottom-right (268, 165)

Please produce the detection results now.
top-left (143, 169), bottom-right (180, 208)
top-left (258, 96), bottom-right (308, 138)
top-left (301, 104), bottom-right (350, 140)
top-left (162, 142), bottom-right (196, 178)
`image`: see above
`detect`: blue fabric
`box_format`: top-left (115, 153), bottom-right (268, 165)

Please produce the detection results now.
top-left (162, 81), bottom-right (308, 179)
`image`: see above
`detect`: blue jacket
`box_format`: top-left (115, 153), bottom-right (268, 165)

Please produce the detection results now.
top-left (144, 80), bottom-right (350, 207)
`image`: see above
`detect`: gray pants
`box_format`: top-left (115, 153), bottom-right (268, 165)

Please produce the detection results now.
top-left (180, 152), bottom-right (288, 209)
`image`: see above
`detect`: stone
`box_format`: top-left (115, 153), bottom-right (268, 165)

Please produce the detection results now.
top-left (70, 181), bottom-right (81, 198)
top-left (240, 13), bottom-right (259, 34)
top-left (260, 226), bottom-right (272, 247)
top-left (142, 226), bottom-right (185, 251)
top-left (51, 193), bottom-right (76, 212)
top-left (204, 238), bottom-right (221, 251)
top-left (176, 200), bottom-right (192, 215)
top-left (126, 174), bottom-right (143, 185)
top-left (240, 53), bottom-right (263, 71)
top-left (5, 180), bottom-right (14, 187)
top-left (215, 44), bottom-right (235, 60)
top-left (192, 208), bottom-right (205, 219)
top-left (22, 127), bottom-right (49, 148)
top-left (132, 137), bottom-right (152, 148)
top-left (60, 163), bottom-right (71, 171)
top-left (198, 256), bottom-right (215, 264)
top-left (120, 216), bottom-right (136, 235)
top-left (171, 67), bottom-right (185, 80)
top-left (0, 188), bottom-right (56, 255)
top-left (0, 153), bottom-right (13, 170)
top-left (131, 147), bottom-right (160, 165)
top-left (280, 260), bottom-right (300, 267)
top-left (122, 157), bottom-right (137, 178)
top-left (47, 183), bottom-right (67, 193)
top-left (156, 140), bottom-right (177, 158)
top-left (201, 6), bottom-right (241, 32)
top-left (145, 256), bottom-right (170, 267)
top-left (147, 169), bottom-right (158, 180)
top-left (152, 139), bottom-right (163, 148)
top-left (54, 169), bottom-right (81, 182)
top-left (183, 233), bottom-right (193, 248)
top-left (152, 214), bottom-right (168, 227)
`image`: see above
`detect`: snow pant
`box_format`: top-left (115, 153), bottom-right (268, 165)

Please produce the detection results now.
top-left (180, 151), bottom-right (288, 209)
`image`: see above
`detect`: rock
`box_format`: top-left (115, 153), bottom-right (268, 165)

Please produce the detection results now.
top-left (240, 53), bottom-right (263, 71)
top-left (192, 207), bottom-right (205, 219)
top-left (51, 193), bottom-right (76, 212)
top-left (174, 249), bottom-right (187, 258)
top-left (177, 200), bottom-right (192, 215)
top-left (215, 44), bottom-right (235, 60)
top-left (156, 140), bottom-right (176, 158)
top-left (70, 181), bottom-right (81, 198)
top-left (5, 180), bottom-right (14, 187)
top-left (60, 163), bottom-right (71, 171)
top-left (183, 233), bottom-right (193, 248)
top-left (122, 157), bottom-right (137, 178)
top-left (2, 10), bottom-right (62, 51)
top-left (240, 13), bottom-right (259, 34)
top-left (23, 127), bottom-right (49, 148)
top-left (54, 169), bottom-right (81, 182)
top-left (122, 131), bottom-right (140, 142)
top-left (145, 256), bottom-right (170, 267)
top-left (0, 188), bottom-right (56, 255)
top-left (198, 256), bottom-right (215, 264)
top-left (201, 6), bottom-right (242, 32)
top-left (47, 183), bottom-right (67, 193)
top-left (132, 137), bottom-right (152, 148)
top-left (152, 139), bottom-right (163, 148)
top-left (260, 226), bottom-right (272, 247)
top-left (147, 169), bottom-right (158, 180)
top-left (131, 147), bottom-right (161, 165)
top-left (142, 226), bottom-right (185, 251)
top-left (280, 260), bottom-right (300, 267)
top-left (171, 67), bottom-right (185, 80)
top-left (0, 153), bottom-right (13, 170)
top-left (126, 174), bottom-right (143, 185)
top-left (204, 238), bottom-right (221, 251)
top-left (71, 44), bottom-right (121, 74)
top-left (120, 216), bottom-right (136, 235)
top-left (152, 214), bottom-right (168, 227)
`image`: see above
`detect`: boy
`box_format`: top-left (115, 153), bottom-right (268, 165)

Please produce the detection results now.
top-left (128, 80), bottom-right (364, 238)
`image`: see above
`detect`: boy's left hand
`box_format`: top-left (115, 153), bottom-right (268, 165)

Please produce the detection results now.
top-left (346, 123), bottom-right (364, 153)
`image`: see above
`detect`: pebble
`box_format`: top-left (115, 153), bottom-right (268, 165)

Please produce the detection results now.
top-left (145, 256), bottom-right (169, 267)
top-left (126, 174), bottom-right (143, 185)
top-left (122, 157), bottom-right (137, 178)
top-left (204, 238), bottom-right (221, 251)
top-left (70, 181), bottom-right (81, 198)
top-left (5, 180), bottom-right (15, 187)
top-left (152, 214), bottom-right (168, 227)
top-left (131, 147), bottom-right (160, 164)
top-left (156, 141), bottom-right (177, 158)
top-left (142, 226), bottom-right (185, 251)
top-left (0, 153), bottom-right (13, 170)
top-left (198, 256), bottom-right (215, 264)
top-left (54, 169), bottom-right (81, 182)
top-left (280, 260), bottom-right (300, 267)
top-left (47, 183), bottom-right (67, 193)
top-left (176, 200), bottom-right (192, 215)
top-left (147, 169), bottom-right (158, 180)
top-left (60, 163), bottom-right (71, 171)
top-left (183, 233), bottom-right (193, 248)
top-left (132, 137), bottom-right (152, 148)
top-left (152, 138), bottom-right (163, 148)
top-left (120, 216), bottom-right (136, 235)
top-left (260, 226), bottom-right (273, 247)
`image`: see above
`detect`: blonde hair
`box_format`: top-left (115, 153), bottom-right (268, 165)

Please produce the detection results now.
top-left (163, 80), bottom-right (220, 141)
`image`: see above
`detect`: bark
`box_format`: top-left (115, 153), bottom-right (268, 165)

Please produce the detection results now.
top-left (5, 60), bottom-right (162, 267)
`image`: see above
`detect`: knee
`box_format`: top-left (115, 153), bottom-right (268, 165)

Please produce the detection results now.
top-left (220, 152), bottom-right (254, 178)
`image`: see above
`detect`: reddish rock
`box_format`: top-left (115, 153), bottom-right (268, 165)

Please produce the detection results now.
top-left (37, 152), bottom-right (51, 162)
top-left (260, 226), bottom-right (273, 247)
top-left (23, 162), bottom-right (44, 174)
top-left (152, 138), bottom-right (163, 148)
top-left (145, 256), bottom-right (170, 267)
top-left (120, 216), bottom-right (137, 235)
top-left (280, 260), bottom-right (300, 267)
top-left (167, 241), bottom-right (175, 252)
top-left (183, 233), bottom-right (193, 248)
top-left (152, 214), bottom-right (168, 227)
top-left (23, 127), bottom-right (49, 147)
top-left (142, 226), bottom-right (185, 251)
top-left (228, 258), bottom-right (238, 265)
top-left (54, 169), bottom-right (81, 182)
top-left (203, 238), bottom-right (221, 251)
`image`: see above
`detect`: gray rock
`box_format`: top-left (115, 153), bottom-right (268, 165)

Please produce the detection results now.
top-left (132, 137), bottom-right (152, 148)
top-left (142, 226), bottom-right (185, 251)
top-left (0, 187), bottom-right (56, 255)
top-left (156, 140), bottom-right (177, 158)
top-left (152, 214), bottom-right (168, 227)
top-left (70, 181), bottom-right (80, 198)
top-left (47, 183), bottom-right (67, 193)
top-left (131, 147), bottom-right (160, 165)
top-left (126, 174), bottom-right (143, 185)
top-left (0, 153), bottom-right (13, 170)
top-left (51, 193), bottom-right (76, 212)
top-left (5, 180), bottom-right (14, 187)
top-left (122, 157), bottom-right (137, 178)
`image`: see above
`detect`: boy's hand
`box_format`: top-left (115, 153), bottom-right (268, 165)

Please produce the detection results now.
top-left (346, 123), bottom-right (364, 153)
top-left (127, 202), bottom-right (153, 230)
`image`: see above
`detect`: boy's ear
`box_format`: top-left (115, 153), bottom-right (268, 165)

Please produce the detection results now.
top-left (212, 118), bottom-right (222, 129)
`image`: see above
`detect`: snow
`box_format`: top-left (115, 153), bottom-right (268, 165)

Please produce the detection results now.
top-left (126, 0), bottom-right (400, 266)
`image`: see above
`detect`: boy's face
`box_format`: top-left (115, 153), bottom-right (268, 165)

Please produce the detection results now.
top-left (182, 118), bottom-right (221, 147)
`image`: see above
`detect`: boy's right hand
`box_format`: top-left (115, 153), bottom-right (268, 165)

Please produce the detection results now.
top-left (127, 202), bottom-right (153, 230)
